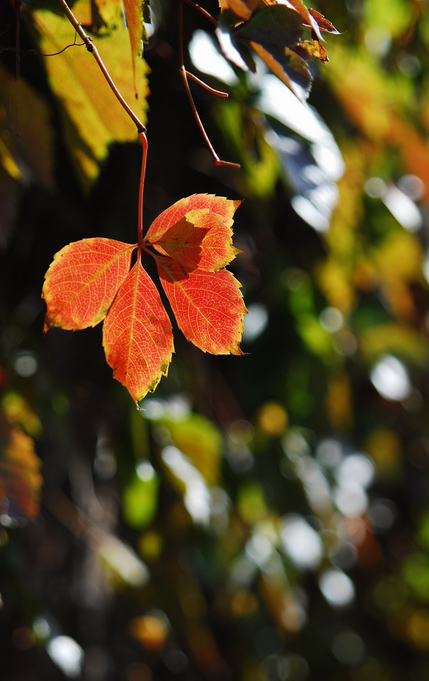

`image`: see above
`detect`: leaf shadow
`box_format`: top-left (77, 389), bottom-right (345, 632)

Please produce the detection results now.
top-left (148, 215), bottom-right (210, 273)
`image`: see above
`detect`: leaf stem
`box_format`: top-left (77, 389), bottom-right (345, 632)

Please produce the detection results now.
top-left (55, 0), bottom-right (146, 133)
top-left (179, 0), bottom-right (240, 169)
top-left (186, 71), bottom-right (229, 97)
top-left (138, 131), bottom-right (148, 254)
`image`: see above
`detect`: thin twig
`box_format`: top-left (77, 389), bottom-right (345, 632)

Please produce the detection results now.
top-left (182, 0), bottom-right (218, 27)
top-left (56, 0), bottom-right (145, 133)
top-left (0, 43), bottom-right (85, 57)
top-left (186, 71), bottom-right (229, 97)
top-left (179, 0), bottom-right (240, 169)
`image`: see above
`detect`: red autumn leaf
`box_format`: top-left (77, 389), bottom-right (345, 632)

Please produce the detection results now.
top-left (147, 210), bottom-right (241, 272)
top-left (0, 415), bottom-right (42, 520)
top-left (43, 237), bottom-right (136, 330)
top-left (43, 194), bottom-right (245, 403)
top-left (103, 261), bottom-right (174, 404)
top-left (145, 194), bottom-right (242, 271)
top-left (156, 258), bottom-right (246, 355)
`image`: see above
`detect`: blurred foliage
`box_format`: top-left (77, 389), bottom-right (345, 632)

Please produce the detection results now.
top-left (2, 0), bottom-right (429, 680)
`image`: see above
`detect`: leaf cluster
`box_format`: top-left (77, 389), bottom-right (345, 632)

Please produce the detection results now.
top-left (42, 194), bottom-right (246, 404)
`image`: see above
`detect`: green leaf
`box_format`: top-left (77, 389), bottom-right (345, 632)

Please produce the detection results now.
top-left (234, 5), bottom-right (303, 46)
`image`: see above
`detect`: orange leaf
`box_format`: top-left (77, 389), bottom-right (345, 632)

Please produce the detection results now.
top-left (147, 209), bottom-right (241, 272)
top-left (156, 258), bottom-right (246, 355)
top-left (42, 238), bottom-right (135, 330)
top-left (220, 0), bottom-right (253, 20)
top-left (103, 261), bottom-right (174, 404)
top-left (145, 194), bottom-right (241, 271)
top-left (0, 416), bottom-right (42, 520)
top-left (146, 194), bottom-right (241, 238)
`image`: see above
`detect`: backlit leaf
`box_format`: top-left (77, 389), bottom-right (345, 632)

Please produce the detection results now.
top-left (298, 39), bottom-right (329, 63)
top-left (146, 194), bottom-right (241, 243)
top-left (42, 238), bottom-right (135, 331)
top-left (146, 211), bottom-right (210, 271)
top-left (307, 9), bottom-right (340, 34)
top-left (219, 0), bottom-right (253, 20)
top-left (103, 262), bottom-right (174, 404)
top-left (32, 9), bottom-right (148, 186)
top-left (145, 194), bottom-right (241, 271)
top-left (156, 259), bottom-right (246, 355)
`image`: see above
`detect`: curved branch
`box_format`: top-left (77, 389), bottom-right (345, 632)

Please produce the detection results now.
top-left (179, 0), bottom-right (240, 169)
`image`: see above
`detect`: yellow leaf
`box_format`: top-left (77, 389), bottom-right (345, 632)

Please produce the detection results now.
top-left (33, 10), bottom-right (149, 188)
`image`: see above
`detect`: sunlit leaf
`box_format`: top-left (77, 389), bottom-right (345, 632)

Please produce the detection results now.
top-left (156, 259), bottom-right (246, 355)
top-left (146, 194), bottom-right (242, 271)
top-left (219, 0), bottom-right (253, 20)
top-left (103, 261), bottom-right (174, 404)
top-left (307, 9), bottom-right (339, 34)
top-left (42, 238), bottom-right (135, 330)
top-left (32, 9), bottom-right (149, 186)
top-left (298, 39), bottom-right (329, 63)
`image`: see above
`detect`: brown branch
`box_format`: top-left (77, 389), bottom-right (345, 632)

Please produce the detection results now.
top-left (186, 71), bottom-right (229, 97)
top-left (179, 1), bottom-right (240, 169)
top-left (182, 0), bottom-right (218, 27)
top-left (56, 0), bottom-right (145, 133)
